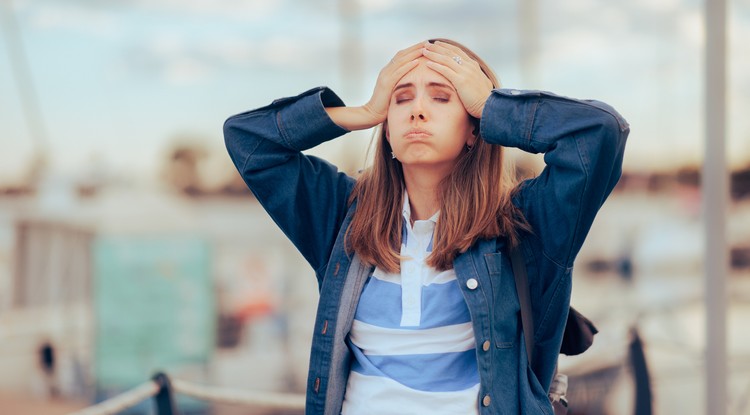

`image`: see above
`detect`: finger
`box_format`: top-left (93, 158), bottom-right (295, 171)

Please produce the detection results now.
top-left (397, 47), bottom-right (424, 64)
top-left (422, 48), bottom-right (459, 73)
top-left (431, 41), bottom-right (470, 60)
top-left (400, 41), bottom-right (427, 54)
top-left (390, 58), bottom-right (420, 81)
top-left (386, 49), bottom-right (422, 74)
top-left (391, 42), bottom-right (426, 64)
top-left (423, 60), bottom-right (456, 83)
top-left (426, 42), bottom-right (476, 69)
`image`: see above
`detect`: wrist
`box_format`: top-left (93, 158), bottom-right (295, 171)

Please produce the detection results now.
top-left (470, 91), bottom-right (492, 119)
top-left (359, 105), bottom-right (385, 128)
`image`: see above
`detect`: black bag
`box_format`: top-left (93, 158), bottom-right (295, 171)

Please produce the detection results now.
top-left (508, 245), bottom-right (598, 414)
top-left (560, 306), bottom-right (598, 356)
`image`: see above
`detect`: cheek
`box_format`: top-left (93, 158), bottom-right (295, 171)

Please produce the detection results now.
top-left (385, 109), bottom-right (405, 140)
top-left (386, 103), bottom-right (404, 123)
top-left (447, 113), bottom-right (473, 137)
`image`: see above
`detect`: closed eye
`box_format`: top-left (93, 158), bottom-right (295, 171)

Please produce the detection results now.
top-left (394, 93), bottom-right (413, 104)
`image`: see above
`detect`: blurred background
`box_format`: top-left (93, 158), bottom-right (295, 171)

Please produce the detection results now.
top-left (1, 0), bottom-right (749, 414)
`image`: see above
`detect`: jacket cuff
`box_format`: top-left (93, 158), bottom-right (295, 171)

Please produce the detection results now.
top-left (277, 87), bottom-right (349, 151)
top-left (479, 89), bottom-right (541, 152)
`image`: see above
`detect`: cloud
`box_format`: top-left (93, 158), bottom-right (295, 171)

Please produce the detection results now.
top-left (128, 0), bottom-right (281, 22)
top-left (29, 4), bottom-right (121, 38)
top-left (112, 27), bottom-right (339, 85)
top-left (632, 0), bottom-right (682, 13)
top-left (124, 30), bottom-right (216, 85)
top-left (162, 57), bottom-right (211, 85)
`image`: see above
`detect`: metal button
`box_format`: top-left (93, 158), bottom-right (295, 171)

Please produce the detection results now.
top-left (482, 394), bottom-right (491, 406)
top-left (466, 278), bottom-right (478, 290)
top-left (510, 89), bottom-right (521, 95)
top-left (482, 340), bottom-right (490, 351)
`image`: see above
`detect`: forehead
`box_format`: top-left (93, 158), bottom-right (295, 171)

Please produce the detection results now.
top-left (395, 58), bottom-right (452, 88)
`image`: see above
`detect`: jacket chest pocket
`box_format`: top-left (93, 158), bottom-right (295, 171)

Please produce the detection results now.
top-left (484, 252), bottom-right (520, 349)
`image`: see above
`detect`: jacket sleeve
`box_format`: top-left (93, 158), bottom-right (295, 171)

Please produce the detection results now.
top-left (480, 89), bottom-right (629, 269)
top-left (480, 89), bottom-right (628, 386)
top-left (223, 87), bottom-right (355, 277)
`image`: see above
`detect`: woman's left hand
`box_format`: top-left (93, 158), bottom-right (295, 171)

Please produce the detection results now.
top-left (422, 41), bottom-right (494, 119)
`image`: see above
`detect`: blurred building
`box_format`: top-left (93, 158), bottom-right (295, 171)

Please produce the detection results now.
top-left (0, 175), bottom-right (319, 412)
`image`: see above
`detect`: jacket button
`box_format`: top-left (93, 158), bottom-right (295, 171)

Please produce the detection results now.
top-left (482, 394), bottom-right (491, 406)
top-left (466, 278), bottom-right (478, 290)
top-left (482, 340), bottom-right (490, 351)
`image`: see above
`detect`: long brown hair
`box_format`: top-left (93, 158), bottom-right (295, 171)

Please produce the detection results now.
top-left (346, 38), bottom-right (529, 272)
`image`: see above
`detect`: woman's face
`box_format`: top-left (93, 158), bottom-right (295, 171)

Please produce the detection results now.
top-left (386, 59), bottom-right (475, 173)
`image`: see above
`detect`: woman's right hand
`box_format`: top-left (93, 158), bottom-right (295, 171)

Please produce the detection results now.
top-left (362, 42), bottom-right (424, 124)
top-left (326, 42), bottom-right (423, 131)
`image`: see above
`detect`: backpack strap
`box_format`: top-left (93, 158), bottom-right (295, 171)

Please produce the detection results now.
top-left (509, 243), bottom-right (570, 414)
top-left (509, 243), bottom-right (535, 363)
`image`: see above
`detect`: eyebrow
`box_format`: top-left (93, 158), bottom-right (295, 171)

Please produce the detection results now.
top-left (393, 82), bottom-right (456, 92)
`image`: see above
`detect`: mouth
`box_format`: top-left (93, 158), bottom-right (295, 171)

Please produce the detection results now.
top-left (404, 128), bottom-right (432, 139)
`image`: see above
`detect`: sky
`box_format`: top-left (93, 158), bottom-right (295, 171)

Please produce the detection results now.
top-left (1, 0), bottom-right (749, 185)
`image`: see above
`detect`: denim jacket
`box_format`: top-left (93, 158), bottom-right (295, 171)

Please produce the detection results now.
top-left (224, 87), bottom-right (629, 414)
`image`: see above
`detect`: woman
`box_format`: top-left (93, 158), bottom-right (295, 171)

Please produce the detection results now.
top-left (224, 38), bottom-right (628, 414)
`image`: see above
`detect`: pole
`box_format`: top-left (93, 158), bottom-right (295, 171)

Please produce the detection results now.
top-left (0, 0), bottom-right (49, 150)
top-left (153, 372), bottom-right (179, 415)
top-left (518, 0), bottom-right (539, 87)
top-left (338, 0), bottom-right (363, 100)
top-left (704, 0), bottom-right (728, 414)
top-left (337, 0), bottom-right (365, 175)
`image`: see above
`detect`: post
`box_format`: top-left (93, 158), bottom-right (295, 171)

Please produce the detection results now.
top-left (704, 0), bottom-right (728, 414)
top-left (628, 328), bottom-right (652, 415)
top-left (338, 0), bottom-right (363, 100)
top-left (153, 372), bottom-right (179, 415)
top-left (518, 0), bottom-right (540, 86)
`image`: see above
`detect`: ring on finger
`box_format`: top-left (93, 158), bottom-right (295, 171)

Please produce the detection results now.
top-left (452, 56), bottom-right (462, 65)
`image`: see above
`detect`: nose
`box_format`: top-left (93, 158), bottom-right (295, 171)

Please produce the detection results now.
top-left (410, 96), bottom-right (427, 121)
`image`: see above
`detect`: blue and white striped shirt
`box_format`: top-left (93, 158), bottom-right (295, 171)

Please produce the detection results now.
top-left (342, 193), bottom-right (479, 414)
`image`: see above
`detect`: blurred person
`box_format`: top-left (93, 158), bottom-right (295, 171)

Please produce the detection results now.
top-left (38, 341), bottom-right (58, 398)
top-left (224, 38), bottom-right (628, 414)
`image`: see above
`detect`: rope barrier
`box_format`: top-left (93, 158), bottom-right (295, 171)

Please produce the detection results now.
top-left (68, 380), bottom-right (160, 415)
top-left (66, 372), bottom-right (306, 415)
top-left (171, 378), bottom-right (306, 410)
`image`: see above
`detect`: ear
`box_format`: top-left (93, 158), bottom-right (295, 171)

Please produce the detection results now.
top-left (467, 122), bottom-right (478, 147)
top-left (466, 117), bottom-right (480, 147)
top-left (384, 121), bottom-right (390, 143)
top-left (470, 117), bottom-right (480, 138)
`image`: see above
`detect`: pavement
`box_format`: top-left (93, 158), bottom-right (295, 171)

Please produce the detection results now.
top-left (0, 392), bottom-right (88, 415)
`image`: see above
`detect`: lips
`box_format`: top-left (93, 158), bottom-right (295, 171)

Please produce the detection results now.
top-left (404, 128), bottom-right (432, 139)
